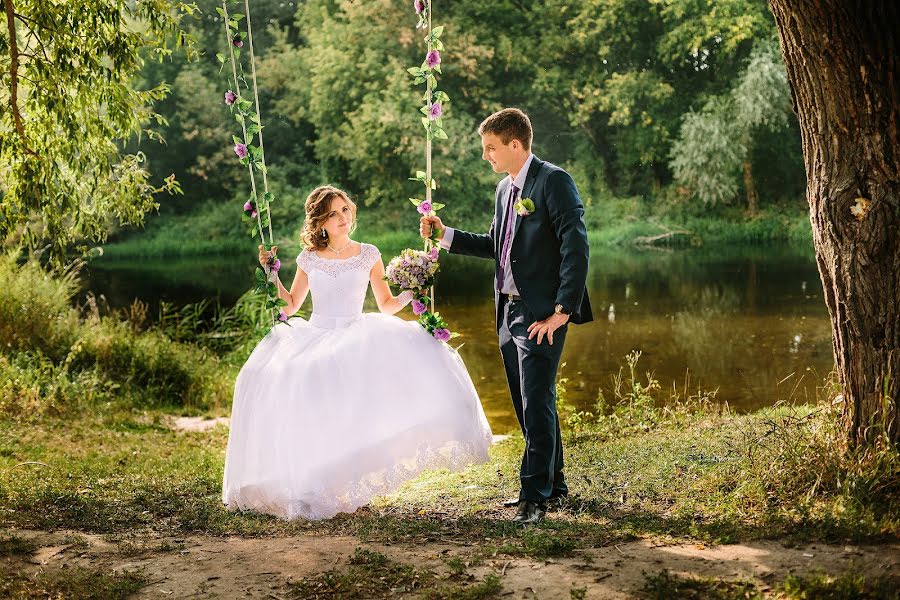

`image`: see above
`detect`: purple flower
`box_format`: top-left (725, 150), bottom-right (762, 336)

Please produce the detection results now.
top-left (433, 328), bottom-right (451, 342)
top-left (426, 50), bottom-right (441, 69)
top-left (417, 200), bottom-right (433, 214)
top-left (412, 299), bottom-right (427, 315)
top-left (224, 90), bottom-right (236, 106)
top-left (429, 247), bottom-right (439, 259)
top-left (233, 38), bottom-right (243, 48)
top-left (428, 102), bottom-right (442, 120)
top-left (277, 310), bottom-right (287, 322)
top-left (271, 258), bottom-right (281, 273)
top-left (234, 143), bottom-right (248, 159)
top-left (414, 0), bottom-right (424, 14)
top-left (243, 200), bottom-right (253, 212)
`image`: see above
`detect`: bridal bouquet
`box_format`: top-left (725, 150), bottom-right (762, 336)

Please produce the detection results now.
top-left (384, 248), bottom-right (457, 343)
top-left (384, 247), bottom-right (440, 291)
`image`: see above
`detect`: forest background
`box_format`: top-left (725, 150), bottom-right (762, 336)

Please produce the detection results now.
top-left (108, 0), bottom-right (808, 258)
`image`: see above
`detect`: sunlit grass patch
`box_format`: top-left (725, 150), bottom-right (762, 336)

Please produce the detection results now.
top-left (0, 563), bottom-right (146, 600)
top-left (289, 547), bottom-right (503, 599)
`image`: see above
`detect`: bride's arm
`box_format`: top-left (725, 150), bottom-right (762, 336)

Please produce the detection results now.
top-left (369, 257), bottom-right (413, 315)
top-left (259, 245), bottom-right (309, 317)
top-left (274, 268), bottom-right (309, 317)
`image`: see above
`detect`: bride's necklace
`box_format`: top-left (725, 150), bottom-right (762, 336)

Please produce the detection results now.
top-left (327, 240), bottom-right (353, 256)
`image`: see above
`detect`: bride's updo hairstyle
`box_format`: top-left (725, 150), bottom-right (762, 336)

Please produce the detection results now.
top-left (300, 185), bottom-right (358, 251)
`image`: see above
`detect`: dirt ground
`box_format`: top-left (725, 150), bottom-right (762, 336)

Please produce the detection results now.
top-left (8, 528), bottom-right (899, 598)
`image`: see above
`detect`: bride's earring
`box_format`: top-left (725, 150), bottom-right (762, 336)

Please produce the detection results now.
top-left (321, 229), bottom-right (327, 238)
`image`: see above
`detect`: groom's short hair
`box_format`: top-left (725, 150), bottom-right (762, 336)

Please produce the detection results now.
top-left (479, 108), bottom-right (533, 151)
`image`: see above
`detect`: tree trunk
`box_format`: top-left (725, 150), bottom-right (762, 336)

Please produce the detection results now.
top-left (770, 0), bottom-right (899, 447)
top-left (742, 160), bottom-right (758, 215)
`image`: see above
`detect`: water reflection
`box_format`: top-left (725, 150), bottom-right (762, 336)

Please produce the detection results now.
top-left (81, 244), bottom-right (834, 432)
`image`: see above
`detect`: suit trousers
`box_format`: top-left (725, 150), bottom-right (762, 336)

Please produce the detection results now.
top-left (498, 295), bottom-right (568, 503)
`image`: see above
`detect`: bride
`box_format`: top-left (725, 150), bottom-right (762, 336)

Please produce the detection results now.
top-left (222, 185), bottom-right (493, 520)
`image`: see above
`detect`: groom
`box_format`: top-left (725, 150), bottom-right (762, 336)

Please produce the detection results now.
top-left (420, 108), bottom-right (592, 524)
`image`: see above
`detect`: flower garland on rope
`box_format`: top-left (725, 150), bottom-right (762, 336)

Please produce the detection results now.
top-left (384, 0), bottom-right (458, 344)
top-left (217, 1), bottom-right (288, 324)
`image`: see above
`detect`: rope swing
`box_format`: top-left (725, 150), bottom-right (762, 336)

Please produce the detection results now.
top-left (219, 1), bottom-right (457, 341)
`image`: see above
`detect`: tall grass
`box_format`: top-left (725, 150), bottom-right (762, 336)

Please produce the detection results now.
top-left (0, 254), bottom-right (233, 416)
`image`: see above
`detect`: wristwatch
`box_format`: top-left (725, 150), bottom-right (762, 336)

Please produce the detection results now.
top-left (554, 303), bottom-right (570, 316)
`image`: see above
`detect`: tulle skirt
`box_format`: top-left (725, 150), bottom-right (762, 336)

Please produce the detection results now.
top-left (222, 312), bottom-right (493, 520)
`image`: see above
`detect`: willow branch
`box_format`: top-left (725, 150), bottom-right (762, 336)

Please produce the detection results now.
top-left (4, 0), bottom-right (25, 138)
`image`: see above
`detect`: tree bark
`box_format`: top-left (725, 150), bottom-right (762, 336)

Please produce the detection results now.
top-left (742, 160), bottom-right (758, 215)
top-left (770, 0), bottom-right (899, 447)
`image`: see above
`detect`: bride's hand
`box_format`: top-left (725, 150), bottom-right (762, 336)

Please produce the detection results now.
top-left (258, 244), bottom-right (278, 267)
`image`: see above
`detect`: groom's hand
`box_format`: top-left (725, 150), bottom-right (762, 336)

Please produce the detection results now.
top-left (527, 313), bottom-right (570, 345)
top-left (420, 216), bottom-right (444, 240)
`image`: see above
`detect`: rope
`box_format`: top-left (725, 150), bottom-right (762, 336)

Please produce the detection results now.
top-left (425, 0), bottom-right (436, 312)
top-left (222, 1), bottom-right (267, 249)
top-left (243, 0), bottom-right (274, 244)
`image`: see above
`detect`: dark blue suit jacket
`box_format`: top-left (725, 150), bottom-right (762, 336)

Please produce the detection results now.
top-left (449, 157), bottom-right (593, 332)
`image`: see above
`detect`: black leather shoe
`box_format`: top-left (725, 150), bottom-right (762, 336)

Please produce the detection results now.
top-left (513, 500), bottom-right (546, 524)
top-left (500, 497), bottom-right (520, 507)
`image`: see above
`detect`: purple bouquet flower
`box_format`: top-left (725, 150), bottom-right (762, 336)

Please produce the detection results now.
top-left (243, 200), bottom-right (253, 212)
top-left (234, 143), bottom-right (248, 159)
top-left (414, 0), bottom-right (424, 14)
top-left (433, 328), bottom-right (451, 342)
top-left (384, 248), bottom-right (439, 291)
top-left (426, 50), bottom-right (441, 69)
top-left (428, 102), bottom-right (442, 120)
top-left (429, 247), bottom-right (439, 260)
top-left (271, 258), bottom-right (281, 273)
top-left (224, 90), bottom-right (236, 106)
top-left (233, 38), bottom-right (243, 48)
top-left (412, 299), bottom-right (427, 315)
top-left (417, 200), bottom-right (433, 215)
top-left (277, 310), bottom-right (287, 322)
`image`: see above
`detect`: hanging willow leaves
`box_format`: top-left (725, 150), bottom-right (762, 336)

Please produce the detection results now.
top-left (0, 0), bottom-right (199, 262)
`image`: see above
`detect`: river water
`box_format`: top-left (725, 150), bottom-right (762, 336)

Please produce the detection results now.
top-left (81, 244), bottom-right (834, 431)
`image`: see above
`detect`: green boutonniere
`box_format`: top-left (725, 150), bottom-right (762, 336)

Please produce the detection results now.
top-left (514, 197), bottom-right (535, 217)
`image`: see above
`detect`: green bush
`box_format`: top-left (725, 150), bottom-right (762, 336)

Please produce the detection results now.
top-left (0, 254), bottom-right (231, 412)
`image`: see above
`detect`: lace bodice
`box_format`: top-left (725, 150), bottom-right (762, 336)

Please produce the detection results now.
top-left (296, 243), bottom-right (380, 319)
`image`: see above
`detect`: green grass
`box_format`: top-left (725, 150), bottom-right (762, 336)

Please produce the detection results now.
top-left (0, 563), bottom-right (146, 600)
top-left (1, 389), bottom-right (896, 556)
top-left (0, 533), bottom-right (38, 556)
top-left (289, 547), bottom-right (503, 599)
top-left (640, 568), bottom-right (900, 600)
top-left (782, 570), bottom-right (900, 599)
top-left (586, 205), bottom-right (812, 247)
top-left (641, 569), bottom-right (762, 599)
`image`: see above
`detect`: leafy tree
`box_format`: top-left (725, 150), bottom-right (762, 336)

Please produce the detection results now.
top-left (263, 0), bottom-right (494, 225)
top-left (670, 40), bottom-right (792, 212)
top-left (0, 0), bottom-right (198, 259)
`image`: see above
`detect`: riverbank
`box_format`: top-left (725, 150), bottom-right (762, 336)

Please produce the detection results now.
top-left (98, 196), bottom-right (812, 260)
top-left (2, 251), bottom-right (898, 598)
top-left (2, 390), bottom-right (898, 597)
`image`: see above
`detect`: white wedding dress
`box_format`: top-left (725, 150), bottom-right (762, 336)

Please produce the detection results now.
top-left (222, 243), bottom-right (493, 520)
